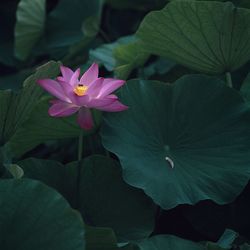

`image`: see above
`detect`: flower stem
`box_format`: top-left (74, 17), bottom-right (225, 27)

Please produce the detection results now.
top-left (76, 129), bottom-right (84, 210)
top-left (78, 129), bottom-right (84, 161)
top-left (226, 72), bottom-right (233, 88)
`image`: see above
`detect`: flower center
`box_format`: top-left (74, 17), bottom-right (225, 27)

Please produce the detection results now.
top-left (74, 84), bottom-right (88, 96)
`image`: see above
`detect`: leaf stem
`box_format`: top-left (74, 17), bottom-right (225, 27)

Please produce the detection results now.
top-left (78, 129), bottom-right (84, 161)
top-left (226, 72), bottom-right (233, 88)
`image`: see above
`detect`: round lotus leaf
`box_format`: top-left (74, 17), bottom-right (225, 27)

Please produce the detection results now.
top-left (101, 76), bottom-right (250, 209)
top-left (136, 1), bottom-right (250, 74)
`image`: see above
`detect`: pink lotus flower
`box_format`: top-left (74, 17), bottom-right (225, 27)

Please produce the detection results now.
top-left (37, 63), bottom-right (128, 130)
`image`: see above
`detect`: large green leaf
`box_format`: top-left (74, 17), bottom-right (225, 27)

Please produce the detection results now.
top-left (0, 179), bottom-right (85, 250)
top-left (15, 0), bottom-right (46, 60)
top-left (7, 100), bottom-right (101, 157)
top-left (0, 61), bottom-right (60, 145)
top-left (136, 1), bottom-right (250, 74)
top-left (101, 76), bottom-right (250, 209)
top-left (135, 235), bottom-right (205, 250)
top-left (18, 156), bottom-right (156, 241)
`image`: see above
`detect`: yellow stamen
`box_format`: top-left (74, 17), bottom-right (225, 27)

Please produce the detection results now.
top-left (74, 84), bottom-right (88, 96)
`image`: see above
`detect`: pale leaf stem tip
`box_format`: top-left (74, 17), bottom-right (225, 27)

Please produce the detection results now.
top-left (165, 156), bottom-right (174, 169)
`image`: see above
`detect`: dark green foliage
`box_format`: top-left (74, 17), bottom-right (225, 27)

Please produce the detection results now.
top-left (1, 0), bottom-right (250, 249)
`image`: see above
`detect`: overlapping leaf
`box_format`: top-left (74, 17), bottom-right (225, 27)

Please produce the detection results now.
top-left (0, 61), bottom-right (60, 145)
top-left (19, 155), bottom-right (156, 241)
top-left (0, 179), bottom-right (85, 250)
top-left (137, 1), bottom-right (250, 74)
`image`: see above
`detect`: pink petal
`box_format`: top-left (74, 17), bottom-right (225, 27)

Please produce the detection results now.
top-left (37, 79), bottom-right (71, 103)
top-left (57, 81), bottom-right (79, 104)
top-left (77, 107), bottom-right (94, 130)
top-left (98, 79), bottom-right (125, 97)
top-left (87, 95), bottom-right (118, 108)
top-left (48, 100), bottom-right (79, 117)
top-left (80, 63), bottom-right (99, 85)
top-left (86, 78), bottom-right (104, 98)
top-left (69, 68), bottom-right (80, 86)
top-left (60, 66), bottom-right (74, 82)
top-left (97, 100), bottom-right (128, 112)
